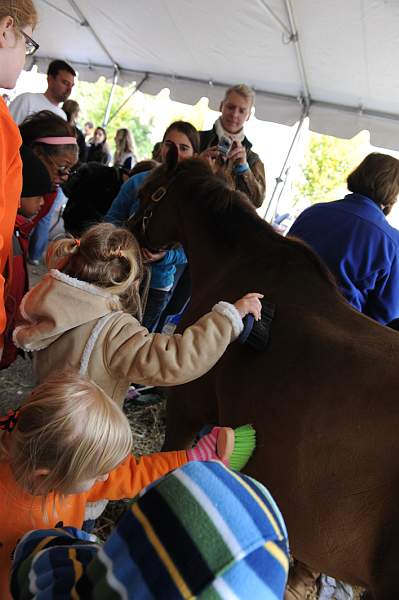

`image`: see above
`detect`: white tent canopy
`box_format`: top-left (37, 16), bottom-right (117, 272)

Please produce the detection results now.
top-left (30, 0), bottom-right (399, 150)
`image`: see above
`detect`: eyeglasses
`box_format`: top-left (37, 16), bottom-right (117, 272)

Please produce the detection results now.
top-left (21, 31), bottom-right (39, 56)
top-left (57, 166), bottom-right (74, 176)
top-left (46, 153), bottom-right (75, 178)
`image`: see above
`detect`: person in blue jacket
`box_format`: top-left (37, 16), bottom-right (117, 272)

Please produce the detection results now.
top-left (106, 121), bottom-right (200, 331)
top-left (289, 152), bottom-right (399, 324)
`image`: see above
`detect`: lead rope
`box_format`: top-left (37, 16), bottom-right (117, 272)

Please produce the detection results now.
top-left (137, 265), bottom-right (151, 323)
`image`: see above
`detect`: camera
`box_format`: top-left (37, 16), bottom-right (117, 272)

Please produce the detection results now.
top-left (217, 135), bottom-right (232, 156)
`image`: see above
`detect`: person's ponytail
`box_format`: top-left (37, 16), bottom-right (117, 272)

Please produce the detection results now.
top-left (46, 237), bottom-right (79, 271)
top-left (47, 224), bottom-right (144, 317)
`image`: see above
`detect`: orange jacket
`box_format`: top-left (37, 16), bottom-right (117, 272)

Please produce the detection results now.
top-left (0, 98), bottom-right (22, 358)
top-left (0, 450), bottom-right (188, 598)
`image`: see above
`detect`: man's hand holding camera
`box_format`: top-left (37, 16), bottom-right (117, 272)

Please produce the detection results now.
top-left (226, 140), bottom-right (247, 166)
top-left (200, 138), bottom-right (248, 172)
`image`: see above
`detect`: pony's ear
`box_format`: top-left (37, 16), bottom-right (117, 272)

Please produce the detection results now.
top-left (165, 142), bottom-right (179, 173)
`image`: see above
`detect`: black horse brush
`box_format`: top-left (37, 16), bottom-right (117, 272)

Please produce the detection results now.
top-left (238, 298), bottom-right (275, 351)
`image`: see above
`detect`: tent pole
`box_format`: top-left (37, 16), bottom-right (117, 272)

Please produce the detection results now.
top-left (103, 66), bottom-right (120, 127)
top-left (283, 0), bottom-right (311, 109)
top-left (260, 0), bottom-right (311, 109)
top-left (263, 104), bottom-right (308, 222)
top-left (107, 74), bottom-right (149, 125)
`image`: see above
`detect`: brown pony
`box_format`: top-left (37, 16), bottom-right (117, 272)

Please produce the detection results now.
top-left (130, 147), bottom-right (399, 599)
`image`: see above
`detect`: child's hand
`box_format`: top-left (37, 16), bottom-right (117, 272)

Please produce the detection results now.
top-left (142, 248), bottom-right (166, 263)
top-left (234, 293), bottom-right (263, 321)
top-left (187, 426), bottom-right (234, 466)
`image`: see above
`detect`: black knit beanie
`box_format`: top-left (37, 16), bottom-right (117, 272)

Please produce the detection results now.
top-left (20, 145), bottom-right (52, 197)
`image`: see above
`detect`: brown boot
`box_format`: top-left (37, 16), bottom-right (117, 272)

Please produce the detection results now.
top-left (284, 561), bottom-right (320, 600)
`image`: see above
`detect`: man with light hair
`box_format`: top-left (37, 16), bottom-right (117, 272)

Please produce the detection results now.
top-left (200, 84), bottom-right (265, 208)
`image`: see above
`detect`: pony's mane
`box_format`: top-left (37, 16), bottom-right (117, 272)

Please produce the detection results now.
top-left (143, 158), bottom-right (337, 290)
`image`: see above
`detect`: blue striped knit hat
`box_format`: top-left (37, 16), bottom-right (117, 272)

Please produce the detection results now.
top-left (11, 461), bottom-right (289, 599)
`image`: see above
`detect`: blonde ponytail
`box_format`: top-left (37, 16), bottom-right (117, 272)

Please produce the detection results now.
top-left (46, 237), bottom-right (79, 271)
top-left (46, 224), bottom-right (144, 315)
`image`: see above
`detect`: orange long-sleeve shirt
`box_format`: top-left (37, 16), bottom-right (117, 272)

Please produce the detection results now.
top-left (0, 98), bottom-right (22, 358)
top-left (0, 450), bottom-right (188, 598)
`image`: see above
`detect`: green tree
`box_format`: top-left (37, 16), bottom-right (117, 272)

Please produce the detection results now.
top-left (294, 130), bottom-right (368, 205)
top-left (74, 77), bottom-right (153, 159)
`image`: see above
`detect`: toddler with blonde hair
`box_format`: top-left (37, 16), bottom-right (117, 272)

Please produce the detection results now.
top-left (14, 222), bottom-right (262, 406)
top-left (0, 371), bottom-right (234, 597)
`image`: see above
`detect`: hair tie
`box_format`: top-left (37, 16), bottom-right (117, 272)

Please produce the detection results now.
top-left (75, 239), bottom-right (80, 248)
top-left (0, 408), bottom-right (20, 432)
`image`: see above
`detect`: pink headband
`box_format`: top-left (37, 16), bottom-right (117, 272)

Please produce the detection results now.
top-left (35, 137), bottom-right (77, 145)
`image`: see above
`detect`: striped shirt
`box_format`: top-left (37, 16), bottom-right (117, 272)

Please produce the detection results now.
top-left (11, 461), bottom-right (289, 599)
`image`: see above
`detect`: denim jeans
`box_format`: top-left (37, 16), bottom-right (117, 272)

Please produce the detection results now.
top-left (29, 187), bottom-right (66, 262)
top-left (156, 265), bottom-right (191, 333)
top-left (142, 288), bottom-right (171, 332)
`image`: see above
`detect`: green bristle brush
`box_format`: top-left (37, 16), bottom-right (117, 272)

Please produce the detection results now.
top-left (217, 424), bottom-right (256, 471)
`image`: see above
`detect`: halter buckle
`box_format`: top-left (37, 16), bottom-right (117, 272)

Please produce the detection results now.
top-left (151, 187), bottom-right (167, 202)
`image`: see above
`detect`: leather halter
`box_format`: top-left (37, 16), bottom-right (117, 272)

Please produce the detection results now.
top-left (133, 176), bottom-right (177, 252)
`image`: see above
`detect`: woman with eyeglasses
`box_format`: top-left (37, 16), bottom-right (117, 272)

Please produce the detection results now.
top-left (0, 0), bottom-right (38, 360)
top-left (19, 110), bottom-right (79, 263)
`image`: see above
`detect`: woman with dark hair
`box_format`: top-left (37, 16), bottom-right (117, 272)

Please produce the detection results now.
top-left (19, 109), bottom-right (78, 263)
top-left (105, 121), bottom-right (199, 331)
top-left (106, 120), bottom-right (200, 225)
top-left (87, 126), bottom-right (112, 165)
top-left (62, 99), bottom-right (87, 163)
top-left (289, 152), bottom-right (399, 324)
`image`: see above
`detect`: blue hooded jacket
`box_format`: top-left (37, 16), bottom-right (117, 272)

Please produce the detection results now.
top-left (105, 171), bottom-right (186, 290)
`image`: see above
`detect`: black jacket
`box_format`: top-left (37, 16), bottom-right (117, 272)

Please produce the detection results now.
top-left (199, 126), bottom-right (266, 208)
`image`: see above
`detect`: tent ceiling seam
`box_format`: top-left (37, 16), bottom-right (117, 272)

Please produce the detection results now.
top-left (30, 56), bottom-right (399, 124)
top-left (38, 0), bottom-right (85, 26)
top-left (66, 0), bottom-right (118, 69)
top-left (283, 0), bottom-right (311, 109)
top-left (258, 0), bottom-right (292, 37)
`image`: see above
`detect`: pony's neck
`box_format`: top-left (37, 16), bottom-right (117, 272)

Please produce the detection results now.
top-left (177, 195), bottom-right (339, 311)
top-left (180, 207), bottom-right (265, 297)
top-left (183, 226), bottom-right (227, 290)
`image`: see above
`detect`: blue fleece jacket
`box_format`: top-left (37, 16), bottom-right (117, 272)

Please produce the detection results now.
top-left (105, 171), bottom-right (186, 290)
top-left (289, 193), bottom-right (399, 324)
